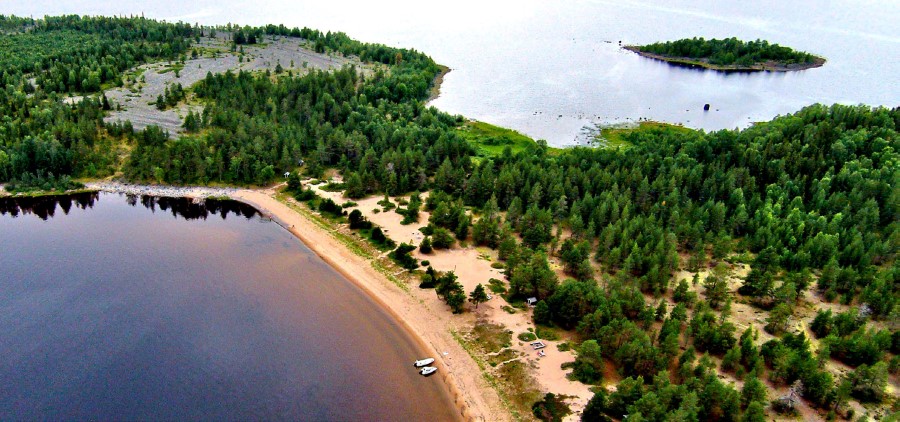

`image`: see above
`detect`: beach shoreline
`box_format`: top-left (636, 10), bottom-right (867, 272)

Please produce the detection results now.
top-left (233, 188), bottom-right (505, 422)
top-left (426, 65), bottom-right (451, 104)
top-left (83, 182), bottom-right (507, 422)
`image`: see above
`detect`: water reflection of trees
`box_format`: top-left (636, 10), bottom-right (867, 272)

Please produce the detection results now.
top-left (0, 192), bottom-right (98, 220)
top-left (0, 193), bottom-right (258, 221)
top-left (132, 195), bottom-right (258, 221)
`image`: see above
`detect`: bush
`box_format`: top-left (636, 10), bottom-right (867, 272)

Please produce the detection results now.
top-left (532, 393), bottom-right (571, 422)
top-left (533, 301), bottom-right (552, 325)
top-left (419, 266), bottom-right (438, 289)
top-left (348, 209), bottom-right (373, 230)
top-left (317, 198), bottom-right (342, 217)
top-left (431, 227), bottom-right (455, 249)
top-left (535, 326), bottom-right (559, 341)
top-left (293, 188), bottom-right (317, 201)
top-left (571, 340), bottom-right (604, 385)
top-left (370, 227), bottom-right (395, 248)
top-left (419, 237), bottom-right (433, 254)
top-left (488, 278), bottom-right (508, 295)
top-left (321, 182), bottom-right (345, 192)
top-left (389, 243), bottom-right (419, 270)
top-left (770, 398), bottom-right (798, 416)
top-left (377, 196), bottom-right (396, 210)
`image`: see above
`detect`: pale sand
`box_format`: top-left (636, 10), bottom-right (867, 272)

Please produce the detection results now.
top-left (306, 180), bottom-right (594, 419)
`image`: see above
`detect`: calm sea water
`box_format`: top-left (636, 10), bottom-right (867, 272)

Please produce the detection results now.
top-left (4, 0), bottom-right (898, 145)
top-left (0, 193), bottom-right (457, 421)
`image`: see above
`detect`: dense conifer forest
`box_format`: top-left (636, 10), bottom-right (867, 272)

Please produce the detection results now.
top-left (0, 15), bottom-right (896, 420)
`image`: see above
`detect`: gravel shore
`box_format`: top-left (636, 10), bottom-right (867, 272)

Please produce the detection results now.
top-left (85, 181), bottom-right (237, 199)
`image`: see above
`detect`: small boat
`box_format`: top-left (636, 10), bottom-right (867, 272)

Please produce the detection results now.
top-left (420, 366), bottom-right (437, 376)
top-left (414, 358), bottom-right (435, 367)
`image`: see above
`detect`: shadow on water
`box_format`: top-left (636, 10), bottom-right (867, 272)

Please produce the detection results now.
top-left (0, 192), bottom-right (259, 221)
top-left (0, 192), bottom-right (99, 220)
top-left (129, 195), bottom-right (259, 221)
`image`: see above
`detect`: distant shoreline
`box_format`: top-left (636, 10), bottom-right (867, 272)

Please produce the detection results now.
top-left (623, 45), bottom-right (826, 72)
top-left (427, 65), bottom-right (451, 103)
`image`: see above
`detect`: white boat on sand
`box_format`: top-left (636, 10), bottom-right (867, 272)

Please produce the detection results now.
top-left (414, 358), bottom-right (435, 367)
top-left (420, 366), bottom-right (437, 376)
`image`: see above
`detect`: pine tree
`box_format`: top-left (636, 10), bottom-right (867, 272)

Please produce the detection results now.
top-left (469, 284), bottom-right (489, 309)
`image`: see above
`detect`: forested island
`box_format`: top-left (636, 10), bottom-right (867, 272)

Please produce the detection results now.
top-left (1, 14), bottom-right (897, 422)
top-left (625, 37), bottom-right (826, 71)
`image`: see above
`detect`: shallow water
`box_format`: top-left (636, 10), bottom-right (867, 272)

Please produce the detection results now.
top-left (5, 0), bottom-right (897, 145)
top-left (0, 193), bottom-right (457, 421)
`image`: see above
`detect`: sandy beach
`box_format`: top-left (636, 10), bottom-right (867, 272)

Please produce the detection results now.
top-left (232, 187), bottom-right (509, 422)
top-left (85, 181), bottom-right (510, 421)
top-left (84, 180), bottom-right (602, 420)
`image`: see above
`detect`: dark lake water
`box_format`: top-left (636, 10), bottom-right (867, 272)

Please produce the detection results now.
top-left (0, 193), bottom-right (457, 421)
top-left (4, 1), bottom-right (897, 145)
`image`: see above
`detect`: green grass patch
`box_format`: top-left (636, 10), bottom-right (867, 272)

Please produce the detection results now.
top-left (459, 121), bottom-right (558, 159)
top-left (487, 278), bottom-right (508, 295)
top-left (518, 332), bottom-right (537, 342)
top-left (471, 322), bottom-right (512, 353)
top-left (595, 121), bottom-right (693, 149)
top-left (455, 324), bottom-right (542, 421)
top-left (487, 348), bottom-right (518, 367)
top-left (497, 360), bottom-right (543, 417)
top-left (506, 297), bottom-right (528, 310)
top-left (450, 330), bottom-right (521, 420)
top-left (320, 182), bottom-right (345, 192)
top-left (157, 62), bottom-right (185, 74)
top-left (535, 326), bottom-right (560, 341)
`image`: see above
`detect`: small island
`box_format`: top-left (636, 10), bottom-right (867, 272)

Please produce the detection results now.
top-left (624, 37), bottom-right (825, 72)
